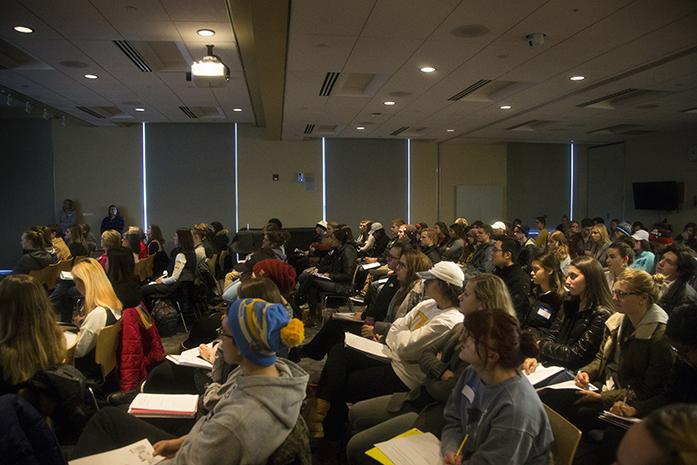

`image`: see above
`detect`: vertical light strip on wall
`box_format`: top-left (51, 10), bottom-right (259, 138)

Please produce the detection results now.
top-left (322, 137), bottom-right (327, 221)
top-left (569, 142), bottom-right (575, 221)
top-left (407, 139), bottom-right (411, 224)
top-left (234, 123), bottom-right (239, 232)
top-left (142, 122), bottom-right (148, 229)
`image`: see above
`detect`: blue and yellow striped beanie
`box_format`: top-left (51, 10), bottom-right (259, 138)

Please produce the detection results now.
top-left (227, 298), bottom-right (304, 366)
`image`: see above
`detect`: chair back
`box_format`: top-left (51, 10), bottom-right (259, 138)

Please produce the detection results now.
top-left (266, 415), bottom-right (311, 465)
top-left (544, 404), bottom-right (582, 465)
top-left (29, 261), bottom-right (66, 291)
top-left (95, 320), bottom-right (122, 380)
top-left (134, 255), bottom-right (155, 282)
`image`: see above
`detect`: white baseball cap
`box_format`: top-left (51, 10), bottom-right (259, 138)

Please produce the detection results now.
top-left (491, 221), bottom-right (506, 230)
top-left (416, 261), bottom-right (465, 288)
top-left (632, 229), bottom-right (649, 242)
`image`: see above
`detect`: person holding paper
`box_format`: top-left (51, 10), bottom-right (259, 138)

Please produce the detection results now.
top-left (542, 268), bottom-right (673, 433)
top-left (72, 298), bottom-right (309, 465)
top-left (306, 261), bottom-right (464, 441)
top-left (441, 309), bottom-right (553, 465)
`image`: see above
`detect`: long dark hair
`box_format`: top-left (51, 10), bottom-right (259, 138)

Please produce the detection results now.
top-left (149, 224), bottom-right (165, 246)
top-left (176, 228), bottom-right (195, 252)
top-left (532, 252), bottom-right (564, 298)
top-left (569, 256), bottom-right (614, 311)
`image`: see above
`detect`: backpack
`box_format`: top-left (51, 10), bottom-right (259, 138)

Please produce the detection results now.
top-left (151, 299), bottom-right (179, 337)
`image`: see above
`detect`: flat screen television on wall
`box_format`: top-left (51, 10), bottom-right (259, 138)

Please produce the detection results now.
top-left (632, 181), bottom-right (683, 210)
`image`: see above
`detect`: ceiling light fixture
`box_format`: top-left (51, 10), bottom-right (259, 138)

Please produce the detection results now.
top-left (188, 44), bottom-right (230, 88)
top-left (500, 105), bottom-right (512, 110)
top-left (383, 101), bottom-right (396, 106)
top-left (135, 108), bottom-right (145, 112)
top-left (419, 66), bottom-right (436, 73)
top-left (356, 126), bottom-right (365, 130)
top-left (84, 74), bottom-right (98, 79)
top-left (13, 25), bottom-right (34, 34)
top-left (233, 108), bottom-right (242, 112)
top-left (569, 75), bottom-right (585, 81)
top-left (446, 129), bottom-right (455, 132)
top-left (196, 28), bottom-right (215, 37)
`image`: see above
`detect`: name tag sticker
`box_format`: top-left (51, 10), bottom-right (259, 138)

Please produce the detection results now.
top-left (536, 306), bottom-right (552, 320)
top-left (462, 383), bottom-right (475, 403)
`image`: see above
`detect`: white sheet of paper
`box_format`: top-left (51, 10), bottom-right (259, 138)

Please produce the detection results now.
top-left (601, 410), bottom-right (641, 423)
top-left (375, 432), bottom-right (441, 465)
top-left (311, 272), bottom-right (332, 281)
top-left (64, 331), bottom-right (77, 350)
top-left (375, 277), bottom-right (389, 284)
top-left (60, 271), bottom-right (73, 280)
top-left (538, 380), bottom-right (598, 391)
top-left (69, 439), bottom-right (164, 465)
top-left (332, 312), bottom-right (362, 322)
top-left (344, 332), bottom-right (393, 361)
top-left (361, 262), bottom-right (381, 270)
top-left (524, 364), bottom-right (565, 386)
top-left (128, 393), bottom-right (198, 417)
top-left (166, 343), bottom-right (214, 369)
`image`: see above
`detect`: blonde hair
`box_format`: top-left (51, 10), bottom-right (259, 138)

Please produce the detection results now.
top-left (0, 275), bottom-right (66, 384)
top-left (645, 404), bottom-right (697, 465)
top-left (616, 268), bottom-right (661, 304)
top-left (467, 273), bottom-right (516, 316)
top-left (549, 230), bottom-right (570, 261)
top-left (454, 217), bottom-right (469, 226)
top-left (72, 258), bottom-right (122, 313)
top-left (591, 224), bottom-right (610, 244)
top-left (101, 229), bottom-right (121, 250)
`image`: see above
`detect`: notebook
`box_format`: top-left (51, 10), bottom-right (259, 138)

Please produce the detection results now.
top-left (128, 393), bottom-right (198, 418)
top-left (69, 439), bottom-right (164, 465)
top-left (344, 332), bottom-right (393, 362)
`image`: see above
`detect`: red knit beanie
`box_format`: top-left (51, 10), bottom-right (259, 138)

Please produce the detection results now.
top-left (252, 259), bottom-right (297, 295)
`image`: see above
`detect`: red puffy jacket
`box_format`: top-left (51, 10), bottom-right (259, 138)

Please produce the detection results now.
top-left (119, 305), bottom-right (165, 391)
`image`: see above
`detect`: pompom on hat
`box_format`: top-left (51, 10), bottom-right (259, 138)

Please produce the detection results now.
top-left (227, 298), bottom-right (305, 367)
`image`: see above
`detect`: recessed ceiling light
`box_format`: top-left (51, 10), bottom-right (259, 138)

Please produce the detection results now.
top-left (383, 101), bottom-right (396, 106)
top-left (197, 28), bottom-right (215, 37)
top-left (500, 105), bottom-right (512, 110)
top-left (13, 26), bottom-right (34, 34)
top-left (233, 108), bottom-right (242, 112)
top-left (356, 126), bottom-right (365, 130)
top-left (569, 75), bottom-right (585, 81)
top-left (135, 108), bottom-right (145, 112)
top-left (446, 129), bottom-right (455, 133)
top-left (419, 66), bottom-right (436, 73)
top-left (84, 74), bottom-right (98, 79)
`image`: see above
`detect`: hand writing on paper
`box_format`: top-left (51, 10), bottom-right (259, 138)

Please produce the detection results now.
top-left (443, 452), bottom-right (462, 465)
top-left (153, 436), bottom-right (186, 458)
top-left (522, 358), bottom-right (538, 374)
top-left (574, 371), bottom-right (590, 389)
top-left (610, 401), bottom-right (637, 417)
top-left (361, 324), bottom-right (376, 339)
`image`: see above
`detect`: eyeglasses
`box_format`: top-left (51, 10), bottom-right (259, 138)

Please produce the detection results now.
top-left (612, 290), bottom-right (640, 299)
top-left (216, 327), bottom-right (234, 339)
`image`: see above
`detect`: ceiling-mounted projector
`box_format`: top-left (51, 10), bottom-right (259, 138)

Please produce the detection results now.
top-left (186, 44), bottom-right (230, 88)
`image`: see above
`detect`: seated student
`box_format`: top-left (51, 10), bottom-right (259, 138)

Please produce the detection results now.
top-left (71, 298), bottom-right (309, 465)
top-left (548, 230), bottom-right (571, 275)
top-left (419, 227), bottom-right (442, 264)
top-left (440, 309), bottom-right (553, 465)
top-left (523, 256), bottom-right (613, 376)
top-left (674, 222), bottom-right (697, 251)
top-left (613, 404), bottom-right (697, 465)
top-left (606, 240), bottom-right (635, 290)
top-left (296, 225), bottom-right (357, 323)
top-left (72, 258), bottom-right (123, 382)
top-left (610, 303), bottom-right (697, 418)
top-left (535, 215), bottom-right (549, 249)
top-left (291, 248), bottom-right (430, 362)
top-left (65, 224), bottom-right (89, 258)
top-left (306, 261), bottom-right (464, 440)
top-left (97, 229), bottom-right (122, 269)
top-left (46, 225), bottom-right (72, 262)
top-left (493, 236), bottom-right (531, 321)
top-left (655, 244), bottom-right (697, 315)
top-left (630, 229), bottom-right (655, 273)
top-left (590, 223), bottom-right (612, 265)
top-left (141, 229), bottom-right (196, 309)
top-left (541, 268), bottom-right (673, 433)
top-left (439, 223), bottom-right (466, 262)
top-left (524, 252), bottom-right (564, 336)
top-left (513, 224), bottom-right (538, 272)
top-left (191, 223), bottom-right (211, 263)
top-left (346, 274), bottom-right (516, 465)
top-left (358, 222), bottom-right (387, 258)
top-left (0, 275), bottom-right (66, 396)
top-left (434, 222), bottom-right (450, 249)
top-left (106, 246), bottom-right (142, 309)
top-left (126, 226), bottom-right (148, 260)
top-left (465, 224), bottom-right (495, 273)
top-left (355, 219), bottom-right (372, 248)
top-left (146, 224), bottom-right (169, 277)
top-left (222, 229), bottom-right (289, 302)
top-left (80, 223), bottom-right (98, 255)
top-left (13, 230), bottom-right (53, 274)
top-left (122, 229), bottom-right (142, 263)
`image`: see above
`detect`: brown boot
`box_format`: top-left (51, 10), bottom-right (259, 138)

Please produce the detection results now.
top-left (304, 398), bottom-right (330, 439)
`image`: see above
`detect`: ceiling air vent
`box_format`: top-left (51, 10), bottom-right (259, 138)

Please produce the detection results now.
top-left (76, 106), bottom-right (105, 119)
top-left (390, 126), bottom-right (410, 136)
top-left (448, 80), bottom-right (492, 101)
top-left (113, 40), bottom-right (153, 72)
top-left (319, 72), bottom-right (340, 96)
top-left (179, 106), bottom-right (197, 119)
top-left (304, 124), bottom-right (315, 135)
top-left (505, 120), bottom-right (554, 132)
top-left (588, 124), bottom-right (642, 135)
top-left (577, 88), bottom-right (668, 110)
top-left (315, 125), bottom-right (338, 135)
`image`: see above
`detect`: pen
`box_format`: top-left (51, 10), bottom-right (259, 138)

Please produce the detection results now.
top-left (455, 434), bottom-right (469, 458)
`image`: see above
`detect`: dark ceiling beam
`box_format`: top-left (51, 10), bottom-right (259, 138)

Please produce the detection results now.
top-left (226, 0), bottom-right (290, 139)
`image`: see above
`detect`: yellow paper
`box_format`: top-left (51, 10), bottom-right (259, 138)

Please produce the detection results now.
top-left (365, 428), bottom-right (423, 465)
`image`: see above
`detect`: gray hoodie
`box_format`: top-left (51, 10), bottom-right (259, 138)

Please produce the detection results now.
top-left (164, 359), bottom-right (309, 465)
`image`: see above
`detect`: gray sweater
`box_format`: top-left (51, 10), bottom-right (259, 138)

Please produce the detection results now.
top-left (165, 359), bottom-right (309, 465)
top-left (441, 367), bottom-right (553, 465)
